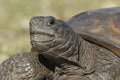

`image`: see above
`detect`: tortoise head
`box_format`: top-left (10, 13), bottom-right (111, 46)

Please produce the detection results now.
top-left (30, 16), bottom-right (75, 52)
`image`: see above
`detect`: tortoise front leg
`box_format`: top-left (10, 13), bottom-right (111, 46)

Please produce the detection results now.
top-left (54, 74), bottom-right (91, 80)
top-left (53, 65), bottom-right (93, 80)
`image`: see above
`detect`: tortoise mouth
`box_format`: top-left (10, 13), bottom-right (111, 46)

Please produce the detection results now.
top-left (30, 32), bottom-right (55, 43)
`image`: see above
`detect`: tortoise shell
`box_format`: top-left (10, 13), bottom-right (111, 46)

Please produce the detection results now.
top-left (67, 7), bottom-right (120, 57)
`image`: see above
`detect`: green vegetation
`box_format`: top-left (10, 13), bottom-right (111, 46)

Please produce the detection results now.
top-left (0, 0), bottom-right (120, 62)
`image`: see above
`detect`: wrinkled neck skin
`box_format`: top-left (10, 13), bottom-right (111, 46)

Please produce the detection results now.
top-left (31, 31), bottom-right (95, 72)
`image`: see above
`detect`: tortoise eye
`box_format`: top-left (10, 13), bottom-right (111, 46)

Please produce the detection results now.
top-left (46, 19), bottom-right (55, 26)
top-left (49, 19), bottom-right (55, 25)
top-left (45, 16), bottom-right (55, 26)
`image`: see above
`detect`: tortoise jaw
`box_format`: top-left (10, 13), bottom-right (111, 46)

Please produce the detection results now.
top-left (30, 32), bottom-right (55, 43)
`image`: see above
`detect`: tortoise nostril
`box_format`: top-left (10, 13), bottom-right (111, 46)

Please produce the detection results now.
top-left (30, 16), bottom-right (44, 27)
top-left (30, 16), bottom-right (56, 27)
top-left (38, 16), bottom-right (44, 20)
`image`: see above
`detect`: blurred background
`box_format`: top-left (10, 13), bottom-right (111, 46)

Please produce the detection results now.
top-left (0, 0), bottom-right (120, 63)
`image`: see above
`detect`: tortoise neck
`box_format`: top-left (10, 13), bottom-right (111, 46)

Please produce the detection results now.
top-left (78, 37), bottom-right (96, 72)
top-left (39, 32), bottom-right (80, 65)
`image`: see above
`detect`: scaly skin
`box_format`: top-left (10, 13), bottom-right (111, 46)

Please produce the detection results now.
top-left (0, 52), bottom-right (54, 80)
top-left (30, 16), bottom-right (120, 80)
